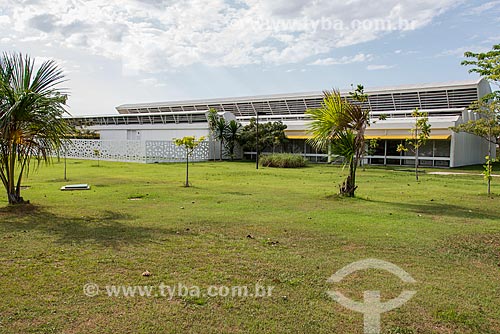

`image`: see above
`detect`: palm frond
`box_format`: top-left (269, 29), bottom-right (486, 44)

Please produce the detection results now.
top-left (331, 130), bottom-right (356, 169)
top-left (306, 89), bottom-right (369, 150)
top-left (0, 52), bottom-right (71, 204)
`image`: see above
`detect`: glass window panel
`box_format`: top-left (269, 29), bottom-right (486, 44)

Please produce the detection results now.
top-left (434, 140), bottom-right (451, 157)
top-left (387, 140), bottom-right (402, 156)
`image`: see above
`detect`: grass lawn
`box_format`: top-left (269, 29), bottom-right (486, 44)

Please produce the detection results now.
top-left (0, 160), bottom-right (499, 333)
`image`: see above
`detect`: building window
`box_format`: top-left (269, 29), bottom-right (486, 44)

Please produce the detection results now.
top-left (387, 140), bottom-right (402, 156)
top-left (434, 140), bottom-right (451, 158)
top-left (127, 130), bottom-right (141, 141)
top-left (419, 142), bottom-right (433, 157)
top-left (435, 160), bottom-right (450, 167)
top-left (371, 140), bottom-right (385, 156)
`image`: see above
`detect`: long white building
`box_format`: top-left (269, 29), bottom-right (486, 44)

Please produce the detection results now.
top-left (69, 79), bottom-right (495, 167)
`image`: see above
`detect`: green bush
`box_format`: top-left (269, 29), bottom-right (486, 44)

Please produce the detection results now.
top-left (260, 153), bottom-right (308, 168)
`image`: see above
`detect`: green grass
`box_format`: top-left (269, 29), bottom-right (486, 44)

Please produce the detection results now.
top-left (0, 160), bottom-right (499, 333)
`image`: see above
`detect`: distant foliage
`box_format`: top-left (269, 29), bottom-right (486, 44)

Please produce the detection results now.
top-left (260, 153), bottom-right (307, 168)
top-left (66, 128), bottom-right (99, 139)
top-left (207, 109), bottom-right (243, 161)
top-left (237, 120), bottom-right (288, 153)
top-left (462, 43), bottom-right (500, 90)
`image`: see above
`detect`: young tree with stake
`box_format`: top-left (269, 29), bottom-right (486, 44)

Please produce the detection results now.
top-left (397, 109), bottom-right (431, 181)
top-left (174, 136), bottom-right (205, 187)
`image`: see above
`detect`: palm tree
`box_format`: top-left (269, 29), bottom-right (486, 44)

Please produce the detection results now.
top-left (207, 108), bottom-right (219, 161)
top-left (213, 117), bottom-right (228, 161)
top-left (0, 53), bottom-right (70, 204)
top-left (224, 120), bottom-right (242, 160)
top-left (307, 88), bottom-right (370, 197)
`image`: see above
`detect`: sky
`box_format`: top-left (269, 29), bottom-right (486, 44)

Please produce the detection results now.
top-left (0, 0), bottom-right (499, 116)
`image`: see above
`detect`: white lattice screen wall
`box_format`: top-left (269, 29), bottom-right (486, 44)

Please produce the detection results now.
top-left (145, 141), bottom-right (210, 163)
top-left (62, 139), bottom-right (210, 163)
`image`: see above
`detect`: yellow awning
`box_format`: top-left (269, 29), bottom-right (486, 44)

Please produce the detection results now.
top-left (285, 130), bottom-right (310, 139)
top-left (365, 135), bottom-right (451, 140)
top-left (287, 135), bottom-right (311, 139)
top-left (285, 130), bottom-right (451, 140)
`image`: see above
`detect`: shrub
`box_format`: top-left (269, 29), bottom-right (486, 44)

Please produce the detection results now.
top-left (260, 153), bottom-right (308, 168)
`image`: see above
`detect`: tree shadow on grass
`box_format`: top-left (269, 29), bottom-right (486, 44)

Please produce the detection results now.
top-left (0, 205), bottom-right (184, 248)
top-left (403, 202), bottom-right (500, 221)
top-left (357, 197), bottom-right (500, 221)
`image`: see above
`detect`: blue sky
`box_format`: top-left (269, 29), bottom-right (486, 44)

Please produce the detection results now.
top-left (0, 0), bottom-right (498, 115)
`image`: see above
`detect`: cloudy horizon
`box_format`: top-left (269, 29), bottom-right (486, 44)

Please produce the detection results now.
top-left (0, 0), bottom-right (498, 115)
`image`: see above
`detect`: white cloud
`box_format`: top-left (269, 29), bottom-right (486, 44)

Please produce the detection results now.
top-left (366, 64), bottom-right (394, 71)
top-left (138, 77), bottom-right (167, 87)
top-left (486, 35), bottom-right (500, 44)
top-left (1, 0), bottom-right (459, 72)
top-left (467, 1), bottom-right (500, 15)
top-left (32, 55), bottom-right (81, 74)
top-left (0, 15), bottom-right (10, 26)
top-left (309, 53), bottom-right (373, 66)
top-left (436, 45), bottom-right (491, 58)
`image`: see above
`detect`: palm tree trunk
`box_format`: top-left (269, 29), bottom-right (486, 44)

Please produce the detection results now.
top-left (0, 168), bottom-right (8, 193)
top-left (212, 135), bottom-right (216, 162)
top-left (7, 159), bottom-right (26, 204)
top-left (348, 159), bottom-right (356, 197)
top-left (7, 143), bottom-right (22, 204)
top-left (220, 141), bottom-right (223, 161)
top-left (15, 162), bottom-right (25, 198)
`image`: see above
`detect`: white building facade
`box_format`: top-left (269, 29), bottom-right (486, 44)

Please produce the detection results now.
top-left (68, 79), bottom-right (495, 167)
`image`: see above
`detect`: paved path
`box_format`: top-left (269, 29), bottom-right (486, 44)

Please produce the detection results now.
top-left (428, 172), bottom-right (500, 177)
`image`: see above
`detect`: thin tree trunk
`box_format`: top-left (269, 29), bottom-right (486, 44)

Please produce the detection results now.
top-left (185, 151), bottom-right (189, 187)
top-left (64, 150), bottom-right (67, 181)
top-left (415, 146), bottom-right (419, 182)
top-left (487, 140), bottom-right (492, 196)
top-left (488, 173), bottom-right (491, 196)
top-left (414, 120), bottom-right (419, 182)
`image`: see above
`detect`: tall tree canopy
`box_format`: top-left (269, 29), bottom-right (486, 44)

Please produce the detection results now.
top-left (456, 44), bottom-right (500, 144)
top-left (0, 53), bottom-right (70, 204)
top-left (453, 44), bottom-right (500, 195)
top-left (462, 44), bottom-right (500, 90)
top-left (237, 120), bottom-right (288, 154)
